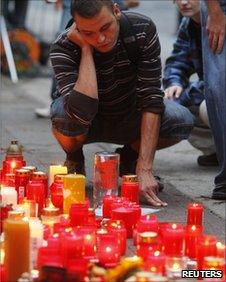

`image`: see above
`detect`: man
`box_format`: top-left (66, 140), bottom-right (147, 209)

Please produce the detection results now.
top-left (163, 0), bottom-right (218, 166)
top-left (200, 0), bottom-right (226, 200)
top-left (50, 0), bottom-right (194, 206)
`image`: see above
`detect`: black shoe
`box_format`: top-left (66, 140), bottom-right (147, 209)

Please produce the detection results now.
top-left (197, 153), bottom-right (219, 167)
top-left (115, 145), bottom-right (164, 191)
top-left (64, 148), bottom-right (85, 175)
top-left (211, 185), bottom-right (226, 200)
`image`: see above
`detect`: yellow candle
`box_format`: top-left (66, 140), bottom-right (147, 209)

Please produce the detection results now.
top-left (4, 211), bottom-right (30, 282)
top-left (49, 165), bottom-right (68, 186)
top-left (63, 174), bottom-right (86, 214)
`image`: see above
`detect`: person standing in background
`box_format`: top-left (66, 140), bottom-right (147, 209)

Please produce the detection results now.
top-left (200, 0), bottom-right (226, 200)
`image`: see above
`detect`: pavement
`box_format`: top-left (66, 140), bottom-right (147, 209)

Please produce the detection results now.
top-left (1, 1), bottom-right (225, 241)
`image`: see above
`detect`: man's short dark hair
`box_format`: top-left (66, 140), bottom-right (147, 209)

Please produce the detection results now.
top-left (71, 0), bottom-right (115, 18)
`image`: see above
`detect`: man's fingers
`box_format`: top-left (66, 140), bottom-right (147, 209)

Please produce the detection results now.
top-left (175, 87), bottom-right (182, 98)
top-left (216, 32), bottom-right (225, 54)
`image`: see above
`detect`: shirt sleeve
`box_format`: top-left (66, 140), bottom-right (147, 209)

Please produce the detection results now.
top-left (50, 34), bottom-right (98, 127)
top-left (163, 18), bottom-right (196, 90)
top-left (136, 20), bottom-right (164, 114)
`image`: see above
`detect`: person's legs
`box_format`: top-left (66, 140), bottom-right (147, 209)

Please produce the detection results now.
top-left (13, 0), bottom-right (28, 28)
top-left (200, 0), bottom-right (226, 199)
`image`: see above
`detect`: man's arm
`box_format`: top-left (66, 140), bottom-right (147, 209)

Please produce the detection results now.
top-left (205, 0), bottom-right (225, 53)
top-left (136, 112), bottom-right (167, 207)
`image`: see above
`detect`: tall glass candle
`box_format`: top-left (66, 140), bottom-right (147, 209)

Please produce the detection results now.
top-left (187, 203), bottom-right (204, 226)
top-left (185, 225), bottom-right (203, 259)
top-left (4, 211), bottom-right (30, 282)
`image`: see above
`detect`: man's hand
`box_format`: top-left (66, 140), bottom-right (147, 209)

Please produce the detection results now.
top-left (206, 7), bottom-right (226, 54)
top-left (164, 85), bottom-right (183, 100)
top-left (136, 168), bottom-right (168, 207)
top-left (67, 23), bottom-right (91, 50)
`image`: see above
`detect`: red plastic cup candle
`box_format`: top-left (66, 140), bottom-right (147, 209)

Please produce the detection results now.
top-left (32, 171), bottom-right (49, 198)
top-left (50, 174), bottom-right (64, 212)
top-left (15, 169), bottom-right (30, 203)
top-left (121, 175), bottom-right (140, 204)
top-left (96, 229), bottom-right (120, 268)
top-left (136, 232), bottom-right (160, 260)
top-left (197, 235), bottom-right (217, 269)
top-left (144, 250), bottom-right (166, 275)
top-left (106, 219), bottom-right (127, 255)
top-left (162, 223), bottom-right (185, 256)
top-left (111, 206), bottom-right (137, 238)
top-left (102, 195), bottom-right (117, 218)
top-left (185, 225), bottom-right (203, 259)
top-left (69, 203), bottom-right (89, 227)
top-left (36, 246), bottom-right (63, 270)
top-left (26, 180), bottom-right (46, 216)
top-left (76, 226), bottom-right (97, 259)
top-left (187, 203), bottom-right (204, 226)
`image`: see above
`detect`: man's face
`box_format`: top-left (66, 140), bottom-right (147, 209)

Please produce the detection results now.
top-left (75, 5), bottom-right (121, 53)
top-left (176, 0), bottom-right (200, 18)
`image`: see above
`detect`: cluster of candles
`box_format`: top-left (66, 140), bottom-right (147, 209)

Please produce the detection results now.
top-left (0, 141), bottom-right (225, 282)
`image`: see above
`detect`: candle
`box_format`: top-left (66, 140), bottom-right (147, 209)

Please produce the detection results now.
top-left (32, 171), bottom-right (48, 198)
top-left (67, 258), bottom-right (88, 282)
top-left (69, 203), bottom-right (89, 226)
top-left (185, 225), bottom-right (203, 259)
top-left (3, 173), bottom-right (15, 187)
top-left (49, 165), bottom-right (67, 186)
top-left (144, 251), bottom-right (166, 275)
top-left (203, 256), bottom-right (225, 280)
top-left (121, 174), bottom-right (140, 204)
top-left (216, 242), bottom-right (226, 258)
top-left (0, 186), bottom-right (17, 207)
top-left (102, 195), bottom-right (117, 218)
top-left (0, 204), bottom-right (13, 234)
top-left (37, 246), bottom-right (63, 270)
top-left (197, 235), bottom-right (217, 269)
top-left (15, 169), bottom-right (30, 203)
top-left (76, 226), bottom-right (97, 259)
top-left (96, 229), bottom-right (120, 268)
top-left (29, 218), bottom-right (44, 269)
top-left (162, 223), bottom-right (185, 256)
top-left (136, 232), bottom-right (160, 260)
top-left (165, 256), bottom-right (188, 279)
top-left (106, 219), bottom-right (127, 255)
top-left (50, 174), bottom-right (65, 212)
top-left (111, 206), bottom-right (137, 238)
top-left (63, 174), bottom-right (86, 214)
top-left (41, 201), bottom-right (60, 229)
top-left (20, 198), bottom-right (38, 217)
top-left (4, 211), bottom-right (30, 282)
top-left (26, 180), bottom-right (46, 216)
top-left (187, 203), bottom-right (204, 226)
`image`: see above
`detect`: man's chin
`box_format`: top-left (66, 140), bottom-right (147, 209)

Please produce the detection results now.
top-left (95, 43), bottom-right (115, 53)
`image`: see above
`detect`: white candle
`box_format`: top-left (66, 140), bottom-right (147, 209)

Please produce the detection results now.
top-left (0, 186), bottom-right (17, 207)
top-left (49, 165), bottom-right (68, 185)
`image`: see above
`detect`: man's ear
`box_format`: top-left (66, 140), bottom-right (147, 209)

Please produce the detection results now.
top-left (113, 3), bottom-right (122, 20)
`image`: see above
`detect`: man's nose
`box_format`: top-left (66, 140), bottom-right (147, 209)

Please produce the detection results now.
top-left (97, 33), bottom-right (106, 44)
top-left (181, 0), bottom-right (189, 4)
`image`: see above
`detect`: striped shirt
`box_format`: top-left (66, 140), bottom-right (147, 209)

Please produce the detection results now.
top-left (50, 12), bottom-right (164, 127)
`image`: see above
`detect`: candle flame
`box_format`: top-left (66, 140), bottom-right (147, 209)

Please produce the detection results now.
top-left (191, 225), bottom-right (196, 231)
top-left (106, 246), bottom-right (112, 253)
top-left (53, 233), bottom-right (59, 238)
top-left (173, 263), bottom-right (180, 270)
top-left (11, 161), bottom-right (16, 169)
top-left (216, 242), bottom-right (224, 249)
top-left (85, 234), bottom-right (92, 241)
top-left (172, 223), bottom-right (177, 229)
top-left (150, 266), bottom-right (157, 272)
top-left (0, 249), bottom-right (5, 264)
top-left (154, 251), bottom-right (160, 256)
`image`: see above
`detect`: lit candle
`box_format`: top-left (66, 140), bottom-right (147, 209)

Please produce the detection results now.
top-left (49, 165), bottom-right (68, 186)
top-left (162, 223), bottom-right (185, 256)
top-left (96, 229), bottom-right (120, 268)
top-left (187, 203), bottom-right (204, 226)
top-left (41, 201), bottom-right (60, 229)
top-left (50, 174), bottom-right (65, 213)
top-left (197, 235), bottom-right (217, 269)
top-left (4, 211), bottom-right (30, 282)
top-left (203, 256), bottom-right (225, 277)
top-left (76, 226), bottom-right (97, 259)
top-left (102, 195), bottom-right (117, 218)
top-left (136, 232), bottom-right (159, 260)
top-left (69, 203), bottom-right (89, 226)
top-left (15, 169), bottom-right (30, 203)
top-left (216, 242), bottom-right (226, 258)
top-left (26, 180), bottom-right (46, 216)
top-left (106, 220), bottom-right (127, 255)
top-left (63, 174), bottom-right (86, 214)
top-left (165, 256), bottom-right (188, 279)
top-left (121, 174), bottom-right (140, 204)
top-left (144, 250), bottom-right (166, 275)
top-left (185, 225), bottom-right (203, 259)
top-left (0, 186), bottom-right (17, 207)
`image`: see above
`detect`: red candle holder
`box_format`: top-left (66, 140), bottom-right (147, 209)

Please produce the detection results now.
top-left (69, 203), bottom-right (89, 227)
top-left (187, 203), bottom-right (204, 226)
top-left (144, 251), bottom-right (166, 275)
top-left (15, 169), bottom-right (30, 203)
top-left (102, 195), bottom-right (117, 218)
top-left (197, 235), bottom-right (217, 269)
top-left (106, 219), bottom-right (127, 255)
top-left (185, 225), bottom-right (203, 259)
top-left (50, 175), bottom-right (64, 213)
top-left (121, 175), bottom-right (140, 204)
top-left (216, 242), bottom-right (226, 258)
top-left (37, 247), bottom-right (63, 270)
top-left (162, 223), bottom-right (185, 256)
top-left (67, 258), bottom-right (88, 282)
top-left (136, 232), bottom-right (160, 260)
top-left (75, 226), bottom-right (97, 259)
top-left (32, 171), bottom-right (48, 199)
top-left (26, 180), bottom-right (46, 216)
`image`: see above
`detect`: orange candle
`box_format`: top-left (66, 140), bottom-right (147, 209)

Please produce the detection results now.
top-left (4, 211), bottom-right (30, 282)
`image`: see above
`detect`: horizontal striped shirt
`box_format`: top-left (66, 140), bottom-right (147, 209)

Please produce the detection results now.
top-left (50, 12), bottom-right (164, 127)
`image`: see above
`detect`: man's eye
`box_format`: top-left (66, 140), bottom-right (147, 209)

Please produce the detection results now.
top-left (83, 32), bottom-right (92, 36)
top-left (102, 25), bottom-right (110, 31)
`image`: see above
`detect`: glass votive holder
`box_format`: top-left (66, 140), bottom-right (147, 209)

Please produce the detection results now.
top-left (165, 256), bottom-right (188, 279)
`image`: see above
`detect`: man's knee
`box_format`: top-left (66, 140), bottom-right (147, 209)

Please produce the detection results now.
top-left (199, 100), bottom-right (210, 127)
top-left (52, 127), bottom-right (86, 153)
